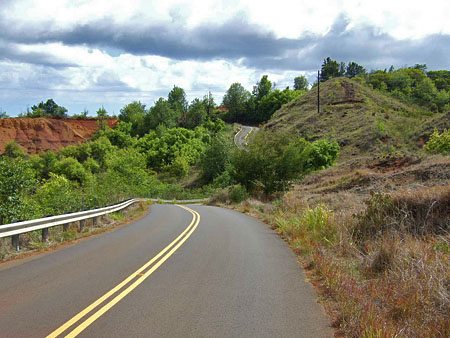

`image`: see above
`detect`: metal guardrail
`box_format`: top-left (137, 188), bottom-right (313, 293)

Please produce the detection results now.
top-left (0, 199), bottom-right (140, 251)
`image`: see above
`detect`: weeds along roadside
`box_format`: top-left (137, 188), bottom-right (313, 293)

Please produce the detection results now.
top-left (228, 185), bottom-right (450, 338)
top-left (0, 200), bottom-right (150, 262)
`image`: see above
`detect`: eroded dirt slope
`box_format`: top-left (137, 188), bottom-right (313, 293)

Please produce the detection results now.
top-left (0, 118), bottom-right (118, 154)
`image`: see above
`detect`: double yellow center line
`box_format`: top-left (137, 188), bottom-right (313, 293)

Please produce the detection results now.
top-left (47, 205), bottom-right (200, 338)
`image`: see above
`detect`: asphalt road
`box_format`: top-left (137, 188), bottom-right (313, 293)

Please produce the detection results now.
top-left (234, 125), bottom-right (258, 149)
top-left (0, 204), bottom-right (332, 337)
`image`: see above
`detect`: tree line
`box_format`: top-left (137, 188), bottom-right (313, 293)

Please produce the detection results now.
top-left (318, 57), bottom-right (450, 113)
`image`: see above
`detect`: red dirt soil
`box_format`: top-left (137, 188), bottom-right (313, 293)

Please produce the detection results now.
top-left (0, 118), bottom-right (118, 154)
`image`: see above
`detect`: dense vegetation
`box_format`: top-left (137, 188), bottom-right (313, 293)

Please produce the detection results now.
top-left (222, 75), bottom-right (307, 124)
top-left (319, 58), bottom-right (450, 113)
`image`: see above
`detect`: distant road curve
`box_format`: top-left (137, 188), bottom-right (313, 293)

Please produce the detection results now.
top-left (234, 125), bottom-right (259, 149)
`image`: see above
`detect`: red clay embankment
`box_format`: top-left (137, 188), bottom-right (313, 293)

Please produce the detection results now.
top-left (0, 118), bottom-right (118, 154)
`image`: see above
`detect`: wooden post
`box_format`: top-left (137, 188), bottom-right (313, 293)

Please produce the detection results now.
top-left (317, 70), bottom-right (320, 115)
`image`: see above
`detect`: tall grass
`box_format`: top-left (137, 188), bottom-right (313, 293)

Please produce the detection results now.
top-left (245, 185), bottom-right (450, 337)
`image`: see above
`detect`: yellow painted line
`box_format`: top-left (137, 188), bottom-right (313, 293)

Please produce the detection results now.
top-left (46, 205), bottom-right (200, 338)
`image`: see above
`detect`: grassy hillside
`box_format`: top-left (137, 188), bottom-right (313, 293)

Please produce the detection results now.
top-left (237, 77), bottom-right (450, 337)
top-left (265, 77), bottom-right (449, 159)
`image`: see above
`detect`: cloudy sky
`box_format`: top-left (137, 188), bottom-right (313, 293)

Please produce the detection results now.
top-left (1, 0), bottom-right (449, 116)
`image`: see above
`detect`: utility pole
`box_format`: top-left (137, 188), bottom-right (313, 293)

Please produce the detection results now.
top-left (317, 70), bottom-right (320, 114)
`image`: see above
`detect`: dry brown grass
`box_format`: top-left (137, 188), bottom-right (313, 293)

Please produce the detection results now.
top-left (238, 166), bottom-right (450, 337)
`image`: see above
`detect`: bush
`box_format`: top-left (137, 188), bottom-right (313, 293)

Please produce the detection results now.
top-left (425, 129), bottom-right (450, 155)
top-left (0, 157), bottom-right (36, 223)
top-left (136, 127), bottom-right (208, 170)
top-left (31, 174), bottom-right (81, 217)
top-left (229, 184), bottom-right (248, 203)
top-left (232, 131), bottom-right (339, 195)
top-left (303, 139), bottom-right (340, 171)
top-left (167, 156), bottom-right (190, 178)
top-left (52, 157), bottom-right (89, 184)
top-left (3, 141), bottom-right (26, 158)
top-left (301, 204), bottom-right (334, 244)
top-left (200, 134), bottom-right (232, 182)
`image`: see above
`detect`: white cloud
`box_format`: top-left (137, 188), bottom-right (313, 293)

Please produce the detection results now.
top-left (1, 0), bottom-right (449, 115)
top-left (4, 0), bottom-right (449, 39)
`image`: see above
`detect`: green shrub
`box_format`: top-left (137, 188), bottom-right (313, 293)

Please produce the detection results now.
top-left (300, 204), bottom-right (334, 244)
top-left (229, 184), bottom-right (248, 203)
top-left (167, 156), bottom-right (190, 177)
top-left (83, 157), bottom-right (101, 173)
top-left (0, 157), bottom-right (36, 223)
top-left (3, 141), bottom-right (26, 158)
top-left (52, 157), bottom-right (89, 184)
top-left (303, 139), bottom-right (340, 171)
top-left (232, 131), bottom-right (339, 195)
top-left (425, 129), bottom-right (450, 155)
top-left (200, 134), bottom-right (232, 182)
top-left (31, 174), bottom-right (81, 217)
top-left (136, 127), bottom-right (208, 170)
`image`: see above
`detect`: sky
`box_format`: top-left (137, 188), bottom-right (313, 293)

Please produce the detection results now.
top-left (1, 0), bottom-right (450, 116)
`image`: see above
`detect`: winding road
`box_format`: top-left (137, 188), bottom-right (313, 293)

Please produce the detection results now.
top-left (0, 204), bottom-right (331, 337)
top-left (234, 125), bottom-right (258, 149)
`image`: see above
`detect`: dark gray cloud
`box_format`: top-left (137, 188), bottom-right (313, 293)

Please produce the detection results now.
top-left (1, 13), bottom-right (449, 73)
top-left (0, 16), bottom-right (303, 60)
top-left (0, 40), bottom-right (77, 68)
top-left (240, 17), bottom-right (450, 71)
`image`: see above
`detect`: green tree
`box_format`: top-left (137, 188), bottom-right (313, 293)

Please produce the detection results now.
top-left (255, 88), bottom-right (303, 122)
top-left (185, 98), bottom-right (207, 129)
top-left (96, 106), bottom-right (109, 130)
top-left (29, 99), bottom-right (68, 118)
top-left (294, 76), bottom-right (309, 90)
top-left (345, 62), bottom-right (366, 78)
top-left (118, 101), bottom-right (147, 136)
top-left (222, 83), bottom-right (251, 122)
top-left (95, 122), bottom-right (135, 148)
top-left (136, 127), bottom-right (208, 170)
top-left (320, 57), bottom-right (341, 81)
top-left (253, 75), bottom-right (272, 100)
top-left (168, 86), bottom-right (188, 115)
top-left (201, 134), bottom-right (232, 182)
top-left (0, 109), bottom-right (8, 118)
top-left (427, 70), bottom-right (450, 91)
top-left (203, 92), bottom-right (216, 117)
top-left (145, 98), bottom-right (179, 130)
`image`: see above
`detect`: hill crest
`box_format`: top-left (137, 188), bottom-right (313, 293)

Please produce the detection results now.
top-left (265, 78), bottom-right (449, 158)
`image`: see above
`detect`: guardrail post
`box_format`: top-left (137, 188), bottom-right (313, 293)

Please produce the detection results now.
top-left (63, 223), bottom-right (69, 232)
top-left (93, 217), bottom-right (98, 227)
top-left (11, 235), bottom-right (19, 251)
top-left (78, 220), bottom-right (85, 232)
top-left (42, 228), bottom-right (49, 242)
